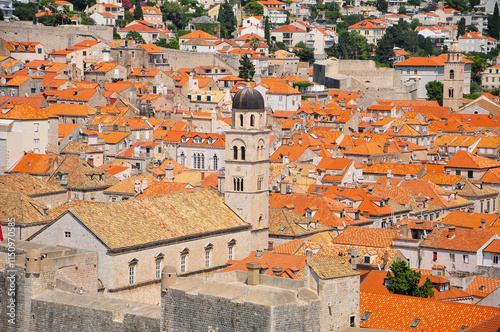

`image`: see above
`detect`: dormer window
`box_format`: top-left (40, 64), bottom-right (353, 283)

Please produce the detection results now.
top-left (193, 136), bottom-right (202, 144)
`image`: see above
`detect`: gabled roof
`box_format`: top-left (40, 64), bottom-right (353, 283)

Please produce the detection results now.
top-left (0, 173), bottom-right (65, 196)
top-left (44, 190), bottom-right (249, 250)
top-left (349, 19), bottom-right (386, 29)
top-left (272, 25), bottom-right (305, 32)
top-left (420, 227), bottom-right (495, 252)
top-left (180, 29), bottom-right (219, 40)
top-left (446, 150), bottom-right (500, 169)
top-left (10, 153), bottom-right (59, 175)
top-left (0, 103), bottom-right (56, 120)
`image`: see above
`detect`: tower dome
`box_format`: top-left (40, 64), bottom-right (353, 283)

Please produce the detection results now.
top-left (232, 87), bottom-right (265, 110)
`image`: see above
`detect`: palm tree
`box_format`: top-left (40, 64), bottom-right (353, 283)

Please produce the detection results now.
top-left (249, 36), bottom-right (260, 51)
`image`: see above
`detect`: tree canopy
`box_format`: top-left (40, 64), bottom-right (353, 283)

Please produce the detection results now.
top-left (457, 17), bottom-right (466, 38)
top-left (238, 55), bottom-right (255, 81)
top-left (488, 3), bottom-right (500, 40)
top-left (125, 31), bottom-right (146, 44)
top-left (426, 81), bottom-right (444, 101)
top-left (162, 2), bottom-right (187, 30)
top-left (294, 46), bottom-right (315, 64)
top-left (218, 0), bottom-right (237, 39)
top-left (445, 0), bottom-right (469, 13)
top-left (133, 4), bottom-right (143, 20)
top-left (386, 261), bottom-right (435, 298)
top-left (376, 0), bottom-right (388, 13)
top-left (326, 31), bottom-right (369, 60)
top-left (244, 0), bottom-right (264, 16)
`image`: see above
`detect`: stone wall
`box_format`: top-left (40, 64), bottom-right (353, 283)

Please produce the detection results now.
top-left (159, 48), bottom-right (240, 75)
top-left (0, 22), bottom-right (113, 52)
top-left (163, 288), bottom-right (321, 331)
top-left (31, 291), bottom-right (160, 332)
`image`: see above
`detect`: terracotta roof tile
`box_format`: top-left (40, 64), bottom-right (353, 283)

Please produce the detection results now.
top-left (420, 228), bottom-right (495, 252)
top-left (332, 226), bottom-right (399, 248)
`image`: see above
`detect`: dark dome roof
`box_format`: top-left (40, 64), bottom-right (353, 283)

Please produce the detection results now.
top-left (232, 87), bottom-right (265, 110)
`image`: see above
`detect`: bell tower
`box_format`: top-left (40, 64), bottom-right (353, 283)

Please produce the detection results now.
top-left (224, 87), bottom-right (269, 248)
top-left (443, 41), bottom-right (465, 112)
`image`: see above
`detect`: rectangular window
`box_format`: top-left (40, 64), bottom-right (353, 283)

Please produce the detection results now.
top-left (463, 255), bottom-right (469, 264)
top-left (350, 316), bottom-right (355, 327)
top-left (34, 123), bottom-right (39, 132)
top-left (468, 170), bottom-right (473, 178)
top-left (34, 138), bottom-right (39, 149)
top-left (37, 48), bottom-right (42, 54)
top-left (364, 256), bottom-right (370, 264)
top-left (129, 265), bottom-right (135, 284)
top-left (228, 246), bottom-right (233, 261)
top-left (450, 253), bottom-right (455, 262)
top-left (74, 193), bottom-right (79, 199)
top-left (155, 260), bottom-right (161, 279)
top-left (205, 250), bottom-right (210, 268)
top-left (180, 255), bottom-right (186, 273)
top-left (456, 170), bottom-right (461, 176)
top-left (31, 88), bottom-right (36, 94)
top-left (433, 252), bottom-right (437, 261)
top-left (494, 255), bottom-right (499, 265)
top-left (64, 231), bottom-right (71, 238)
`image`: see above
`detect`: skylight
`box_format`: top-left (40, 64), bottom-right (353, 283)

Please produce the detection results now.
top-left (360, 312), bottom-right (371, 322)
top-left (410, 319), bottom-right (420, 329)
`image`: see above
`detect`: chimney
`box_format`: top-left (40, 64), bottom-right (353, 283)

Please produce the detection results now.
top-left (298, 137), bottom-right (302, 146)
top-left (246, 262), bottom-right (261, 286)
top-left (164, 164), bottom-right (174, 180)
top-left (445, 118), bottom-right (448, 126)
top-left (255, 249), bottom-right (263, 259)
top-left (305, 249), bottom-right (312, 263)
top-left (141, 178), bottom-right (148, 193)
top-left (272, 266), bottom-right (283, 277)
top-left (348, 248), bottom-right (359, 270)
top-left (268, 241), bottom-right (274, 252)
top-left (448, 227), bottom-right (456, 237)
top-left (201, 172), bottom-right (205, 180)
top-left (195, 182), bottom-right (202, 189)
top-left (386, 178), bottom-right (392, 187)
top-left (134, 179), bottom-right (141, 193)
top-left (383, 142), bottom-right (390, 153)
top-left (280, 181), bottom-right (288, 195)
top-left (400, 223), bottom-right (408, 238)
top-left (383, 252), bottom-right (389, 264)
top-left (481, 219), bottom-right (486, 229)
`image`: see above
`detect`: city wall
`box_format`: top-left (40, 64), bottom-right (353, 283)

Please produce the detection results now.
top-left (0, 22), bottom-right (113, 52)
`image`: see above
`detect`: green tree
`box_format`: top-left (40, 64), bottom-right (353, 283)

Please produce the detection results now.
top-left (162, 2), bottom-right (186, 29)
top-left (133, 4), bottom-right (143, 20)
top-left (125, 31), bottom-right (145, 44)
top-left (398, 5), bottom-right (407, 14)
top-left (264, 16), bottom-right (270, 44)
top-left (375, 36), bottom-right (395, 64)
top-left (331, 31), bottom-right (370, 60)
top-left (426, 81), bottom-right (444, 101)
top-left (445, 0), bottom-right (469, 12)
top-left (13, 2), bottom-right (38, 21)
top-left (244, 0), bottom-right (264, 16)
top-left (376, 0), bottom-right (388, 13)
top-left (218, 0), bottom-right (237, 39)
top-left (410, 18), bottom-right (421, 30)
top-left (238, 55), bottom-right (255, 81)
top-left (424, 37), bottom-right (433, 55)
top-left (295, 47), bottom-right (315, 64)
top-left (156, 38), bottom-right (180, 49)
top-left (457, 17), bottom-right (466, 38)
top-left (467, 24), bottom-right (478, 32)
top-left (249, 36), bottom-right (260, 50)
top-left (386, 261), bottom-right (435, 298)
top-left (488, 3), bottom-right (500, 40)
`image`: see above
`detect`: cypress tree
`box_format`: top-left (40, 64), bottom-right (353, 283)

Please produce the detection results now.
top-left (134, 4), bottom-right (143, 20)
top-left (238, 55), bottom-right (256, 82)
top-left (264, 16), bottom-right (270, 45)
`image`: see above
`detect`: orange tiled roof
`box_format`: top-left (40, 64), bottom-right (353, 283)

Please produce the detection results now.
top-left (180, 29), bottom-right (218, 40)
top-left (421, 227), bottom-right (495, 252)
top-left (332, 226), bottom-right (399, 248)
top-left (446, 150), bottom-right (500, 169)
top-left (360, 291), bottom-right (500, 331)
top-left (466, 275), bottom-right (500, 298)
top-left (10, 153), bottom-right (58, 175)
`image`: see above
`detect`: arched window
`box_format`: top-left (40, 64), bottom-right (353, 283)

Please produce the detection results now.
top-left (450, 70), bottom-right (455, 80)
top-left (449, 88), bottom-right (454, 98)
top-left (180, 152), bottom-right (185, 166)
top-left (240, 178), bottom-right (244, 191)
top-left (233, 177), bottom-right (237, 191)
top-left (241, 147), bottom-right (246, 160)
top-left (193, 153), bottom-right (198, 169)
top-left (239, 114), bottom-right (244, 127)
top-left (250, 114), bottom-right (255, 127)
top-left (213, 154), bottom-right (218, 170)
top-left (234, 178), bottom-right (244, 191)
top-left (257, 146), bottom-right (261, 159)
top-left (200, 154), bottom-right (205, 169)
top-left (233, 146), bottom-right (238, 160)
